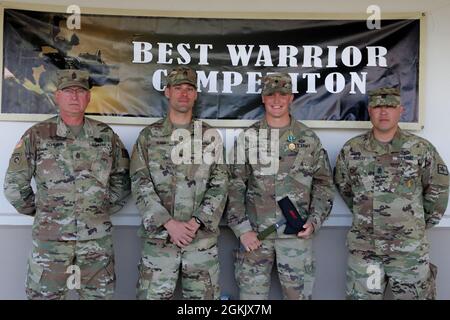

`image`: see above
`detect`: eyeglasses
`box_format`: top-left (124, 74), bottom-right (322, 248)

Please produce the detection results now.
top-left (61, 88), bottom-right (88, 95)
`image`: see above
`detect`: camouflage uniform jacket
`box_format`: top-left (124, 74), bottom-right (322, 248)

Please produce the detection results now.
top-left (4, 116), bottom-right (131, 241)
top-left (227, 117), bottom-right (334, 239)
top-left (130, 117), bottom-right (229, 240)
top-left (334, 128), bottom-right (449, 254)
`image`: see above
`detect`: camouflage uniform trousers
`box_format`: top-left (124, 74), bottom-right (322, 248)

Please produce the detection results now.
top-left (137, 237), bottom-right (220, 300)
top-left (346, 248), bottom-right (437, 300)
top-left (26, 236), bottom-right (115, 300)
top-left (234, 238), bottom-right (315, 300)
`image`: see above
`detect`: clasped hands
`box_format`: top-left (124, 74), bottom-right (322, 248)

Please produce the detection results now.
top-left (164, 218), bottom-right (201, 248)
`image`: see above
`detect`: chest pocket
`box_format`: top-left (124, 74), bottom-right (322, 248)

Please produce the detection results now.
top-left (348, 156), bottom-right (375, 193)
top-left (279, 152), bottom-right (297, 173)
top-left (366, 153), bottom-right (419, 196)
top-left (245, 137), bottom-right (276, 177)
top-left (289, 146), bottom-right (315, 185)
top-left (388, 155), bottom-right (419, 196)
top-left (36, 140), bottom-right (69, 180)
top-left (147, 141), bottom-right (174, 187)
top-left (90, 143), bottom-right (113, 186)
top-left (187, 163), bottom-right (212, 206)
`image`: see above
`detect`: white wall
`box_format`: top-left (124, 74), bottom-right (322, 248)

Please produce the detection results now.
top-left (1, 0), bottom-right (449, 227)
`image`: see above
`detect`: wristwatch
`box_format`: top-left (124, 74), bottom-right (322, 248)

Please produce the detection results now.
top-left (194, 217), bottom-right (202, 226)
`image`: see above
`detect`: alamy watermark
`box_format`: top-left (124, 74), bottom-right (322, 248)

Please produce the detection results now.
top-left (66, 264), bottom-right (81, 290)
top-left (367, 5), bottom-right (381, 30)
top-left (170, 121), bottom-right (280, 175)
top-left (366, 264), bottom-right (382, 290)
top-left (66, 5), bottom-right (81, 30)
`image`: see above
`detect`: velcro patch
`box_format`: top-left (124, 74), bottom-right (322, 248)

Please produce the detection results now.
top-left (437, 164), bottom-right (449, 176)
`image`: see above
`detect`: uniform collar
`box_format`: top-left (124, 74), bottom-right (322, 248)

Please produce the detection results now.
top-left (161, 116), bottom-right (196, 136)
top-left (365, 127), bottom-right (404, 154)
top-left (56, 115), bottom-right (94, 138)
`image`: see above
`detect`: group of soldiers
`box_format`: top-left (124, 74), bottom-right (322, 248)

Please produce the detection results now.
top-left (4, 66), bottom-right (449, 300)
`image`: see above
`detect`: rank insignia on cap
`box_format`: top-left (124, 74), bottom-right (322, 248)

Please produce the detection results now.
top-left (167, 66), bottom-right (197, 88)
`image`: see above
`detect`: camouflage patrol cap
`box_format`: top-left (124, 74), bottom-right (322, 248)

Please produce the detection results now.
top-left (262, 73), bottom-right (293, 96)
top-left (167, 66), bottom-right (197, 88)
top-left (56, 69), bottom-right (90, 90)
top-left (368, 87), bottom-right (401, 107)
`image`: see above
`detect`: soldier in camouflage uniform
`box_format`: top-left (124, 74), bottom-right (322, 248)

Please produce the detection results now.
top-left (227, 73), bottom-right (334, 299)
top-left (130, 66), bottom-right (228, 300)
top-left (4, 69), bottom-right (131, 299)
top-left (334, 87), bottom-right (449, 299)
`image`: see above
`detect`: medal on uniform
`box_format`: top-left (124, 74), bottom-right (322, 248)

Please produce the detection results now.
top-left (288, 143), bottom-right (296, 151)
top-left (406, 179), bottom-right (413, 189)
top-left (287, 133), bottom-right (296, 151)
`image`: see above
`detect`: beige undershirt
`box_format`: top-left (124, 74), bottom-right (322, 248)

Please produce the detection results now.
top-left (173, 123), bottom-right (191, 130)
top-left (68, 124), bottom-right (83, 137)
top-left (269, 124), bottom-right (290, 139)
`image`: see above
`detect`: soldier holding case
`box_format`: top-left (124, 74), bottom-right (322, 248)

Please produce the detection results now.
top-left (227, 73), bottom-right (334, 300)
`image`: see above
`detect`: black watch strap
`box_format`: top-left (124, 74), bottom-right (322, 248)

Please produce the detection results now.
top-left (194, 217), bottom-right (202, 226)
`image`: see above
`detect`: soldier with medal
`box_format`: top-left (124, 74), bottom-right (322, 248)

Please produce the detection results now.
top-left (227, 73), bottom-right (335, 300)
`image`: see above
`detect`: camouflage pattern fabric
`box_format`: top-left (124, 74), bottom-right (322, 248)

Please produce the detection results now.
top-left (130, 116), bottom-right (229, 240)
top-left (130, 116), bottom-right (228, 299)
top-left (228, 116), bottom-right (333, 300)
top-left (347, 248), bottom-right (437, 300)
top-left (166, 66), bottom-right (197, 88)
top-left (4, 115), bottom-right (131, 241)
top-left (228, 117), bottom-right (335, 239)
top-left (261, 73), bottom-right (292, 96)
top-left (234, 238), bottom-right (315, 300)
top-left (335, 128), bottom-right (449, 254)
top-left (368, 87), bottom-right (401, 107)
top-left (335, 128), bottom-right (449, 299)
top-left (137, 237), bottom-right (219, 300)
top-left (26, 236), bottom-right (115, 300)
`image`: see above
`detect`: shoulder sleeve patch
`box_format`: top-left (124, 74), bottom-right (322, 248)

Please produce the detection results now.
top-left (438, 164), bottom-right (449, 176)
top-left (9, 152), bottom-right (25, 170)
